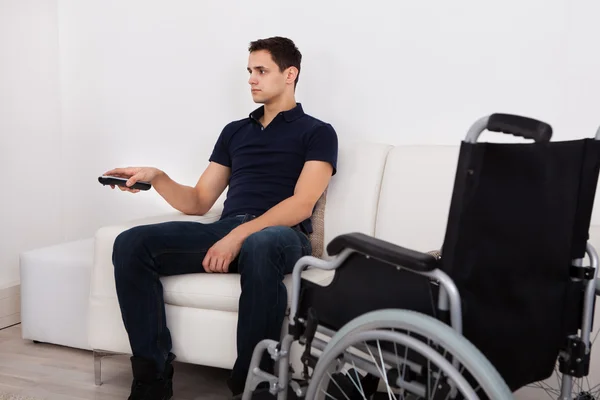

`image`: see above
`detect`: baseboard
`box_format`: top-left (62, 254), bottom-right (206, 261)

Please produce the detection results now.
top-left (0, 283), bottom-right (20, 329)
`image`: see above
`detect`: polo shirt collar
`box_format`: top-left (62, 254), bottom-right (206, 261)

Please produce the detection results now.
top-left (249, 103), bottom-right (305, 123)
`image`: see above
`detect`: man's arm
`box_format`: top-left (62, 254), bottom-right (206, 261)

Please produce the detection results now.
top-left (232, 160), bottom-right (333, 240)
top-left (106, 162), bottom-right (230, 216)
top-left (152, 162), bottom-right (230, 215)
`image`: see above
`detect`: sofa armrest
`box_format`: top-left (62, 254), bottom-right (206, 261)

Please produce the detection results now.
top-left (90, 206), bottom-right (223, 299)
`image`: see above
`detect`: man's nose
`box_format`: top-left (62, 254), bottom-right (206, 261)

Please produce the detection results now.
top-left (248, 74), bottom-right (258, 85)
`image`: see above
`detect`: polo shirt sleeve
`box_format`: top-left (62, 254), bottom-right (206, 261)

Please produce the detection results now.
top-left (208, 124), bottom-right (233, 167)
top-left (305, 123), bottom-right (338, 175)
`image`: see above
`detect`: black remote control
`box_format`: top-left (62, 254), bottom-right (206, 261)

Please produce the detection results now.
top-left (98, 176), bottom-right (152, 191)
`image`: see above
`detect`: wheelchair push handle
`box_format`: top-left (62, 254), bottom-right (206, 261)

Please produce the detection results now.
top-left (465, 113), bottom-right (553, 143)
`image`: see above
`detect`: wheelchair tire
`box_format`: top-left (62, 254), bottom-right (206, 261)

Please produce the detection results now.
top-left (305, 309), bottom-right (513, 400)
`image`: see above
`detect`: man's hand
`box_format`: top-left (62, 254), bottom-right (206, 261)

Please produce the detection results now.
top-left (103, 167), bottom-right (163, 193)
top-left (203, 232), bottom-right (245, 273)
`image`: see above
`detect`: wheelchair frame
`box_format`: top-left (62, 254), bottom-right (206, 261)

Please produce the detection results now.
top-left (241, 116), bottom-right (600, 400)
top-left (241, 248), bottom-right (461, 400)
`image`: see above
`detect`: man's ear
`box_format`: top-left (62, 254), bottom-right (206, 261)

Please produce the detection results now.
top-left (286, 67), bottom-right (298, 85)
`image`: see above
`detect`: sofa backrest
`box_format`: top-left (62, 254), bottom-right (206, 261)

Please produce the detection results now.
top-left (375, 145), bottom-right (460, 252)
top-left (322, 141), bottom-right (392, 256)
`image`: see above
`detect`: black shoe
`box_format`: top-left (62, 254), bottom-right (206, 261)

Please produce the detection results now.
top-left (128, 354), bottom-right (175, 400)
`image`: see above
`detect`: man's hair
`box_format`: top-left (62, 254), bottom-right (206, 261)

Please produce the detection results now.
top-left (249, 36), bottom-right (302, 86)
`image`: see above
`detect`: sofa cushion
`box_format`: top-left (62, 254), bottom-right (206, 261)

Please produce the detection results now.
top-left (375, 145), bottom-right (460, 252)
top-left (161, 268), bottom-right (334, 312)
top-left (323, 141), bottom-right (393, 256)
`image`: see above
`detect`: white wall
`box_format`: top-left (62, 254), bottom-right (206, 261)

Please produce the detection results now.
top-left (57, 0), bottom-right (593, 241)
top-left (3, 0), bottom-right (600, 285)
top-left (0, 0), bottom-right (62, 288)
top-left (565, 1), bottom-right (600, 139)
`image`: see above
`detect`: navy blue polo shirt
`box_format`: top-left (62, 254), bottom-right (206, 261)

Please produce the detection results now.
top-left (208, 103), bottom-right (338, 234)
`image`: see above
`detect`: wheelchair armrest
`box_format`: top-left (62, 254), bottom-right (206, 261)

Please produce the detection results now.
top-left (326, 232), bottom-right (439, 273)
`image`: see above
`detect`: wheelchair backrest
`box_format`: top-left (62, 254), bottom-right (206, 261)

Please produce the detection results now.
top-left (439, 138), bottom-right (600, 390)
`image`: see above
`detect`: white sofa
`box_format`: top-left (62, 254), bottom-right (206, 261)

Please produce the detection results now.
top-left (87, 140), bottom-right (600, 394)
top-left (88, 141), bottom-right (460, 375)
top-left (21, 238), bottom-right (94, 350)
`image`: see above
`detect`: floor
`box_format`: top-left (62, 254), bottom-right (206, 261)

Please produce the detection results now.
top-left (1, 321), bottom-right (599, 400)
top-left (0, 324), bottom-right (231, 400)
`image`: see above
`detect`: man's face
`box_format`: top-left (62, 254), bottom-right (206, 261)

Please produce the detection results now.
top-left (247, 50), bottom-right (289, 104)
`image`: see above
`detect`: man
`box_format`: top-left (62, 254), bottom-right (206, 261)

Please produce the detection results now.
top-left (105, 36), bottom-right (338, 399)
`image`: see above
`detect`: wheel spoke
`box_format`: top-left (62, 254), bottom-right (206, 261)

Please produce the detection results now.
top-left (326, 370), bottom-right (351, 400)
top-left (321, 387), bottom-right (340, 400)
top-left (391, 329), bottom-right (406, 400)
top-left (304, 310), bottom-right (513, 400)
top-left (525, 378), bottom-right (565, 398)
top-left (364, 340), bottom-right (397, 400)
top-left (344, 363), bottom-right (367, 400)
top-left (402, 331), bottom-right (409, 397)
top-left (586, 375), bottom-right (591, 394)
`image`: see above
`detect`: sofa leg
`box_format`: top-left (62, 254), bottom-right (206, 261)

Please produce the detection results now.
top-left (94, 350), bottom-right (111, 386)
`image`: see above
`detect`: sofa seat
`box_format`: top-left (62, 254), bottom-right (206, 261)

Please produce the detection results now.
top-left (161, 268), bottom-right (334, 312)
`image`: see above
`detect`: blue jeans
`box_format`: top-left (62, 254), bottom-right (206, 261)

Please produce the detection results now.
top-left (112, 214), bottom-right (311, 393)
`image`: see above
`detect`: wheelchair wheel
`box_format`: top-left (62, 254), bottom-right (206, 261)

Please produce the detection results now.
top-left (305, 309), bottom-right (512, 400)
top-left (521, 339), bottom-right (600, 400)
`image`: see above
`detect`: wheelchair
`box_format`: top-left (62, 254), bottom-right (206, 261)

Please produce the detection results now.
top-left (242, 114), bottom-right (600, 400)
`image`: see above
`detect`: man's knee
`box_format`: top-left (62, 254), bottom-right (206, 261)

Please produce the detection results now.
top-left (113, 225), bottom-right (153, 277)
top-left (238, 226), bottom-right (305, 277)
top-left (240, 226), bottom-right (290, 257)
